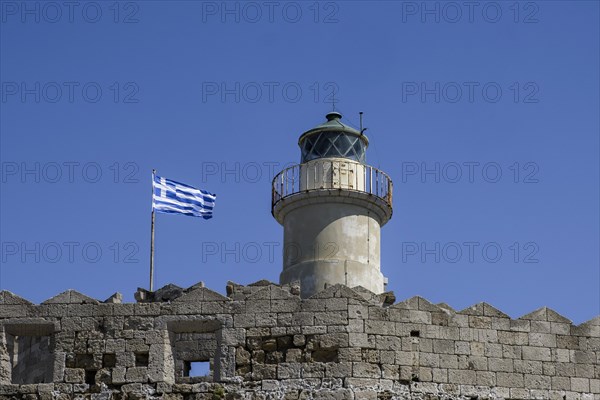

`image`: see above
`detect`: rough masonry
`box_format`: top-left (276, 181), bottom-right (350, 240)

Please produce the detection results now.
top-left (0, 281), bottom-right (598, 400)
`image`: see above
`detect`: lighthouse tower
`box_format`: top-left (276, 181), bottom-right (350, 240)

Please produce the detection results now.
top-left (272, 112), bottom-right (393, 298)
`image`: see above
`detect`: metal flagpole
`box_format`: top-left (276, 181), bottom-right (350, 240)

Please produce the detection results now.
top-left (149, 169), bottom-right (156, 291)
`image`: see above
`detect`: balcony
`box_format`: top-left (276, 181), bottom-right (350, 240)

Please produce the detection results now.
top-left (271, 159), bottom-right (393, 211)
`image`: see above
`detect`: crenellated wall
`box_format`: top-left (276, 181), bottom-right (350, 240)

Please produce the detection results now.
top-left (0, 281), bottom-right (597, 400)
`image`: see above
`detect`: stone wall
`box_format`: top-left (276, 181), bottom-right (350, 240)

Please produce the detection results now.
top-left (0, 281), bottom-right (597, 400)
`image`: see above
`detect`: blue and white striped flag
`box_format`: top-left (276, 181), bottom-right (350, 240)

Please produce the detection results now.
top-left (152, 173), bottom-right (216, 219)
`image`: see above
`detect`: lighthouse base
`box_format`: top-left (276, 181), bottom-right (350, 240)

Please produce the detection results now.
top-left (280, 259), bottom-right (385, 298)
top-left (273, 188), bottom-right (392, 299)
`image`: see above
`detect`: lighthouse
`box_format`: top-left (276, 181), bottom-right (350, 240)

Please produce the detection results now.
top-left (272, 111), bottom-right (393, 298)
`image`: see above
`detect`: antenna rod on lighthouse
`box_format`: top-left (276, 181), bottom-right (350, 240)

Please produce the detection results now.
top-left (359, 112), bottom-right (364, 134)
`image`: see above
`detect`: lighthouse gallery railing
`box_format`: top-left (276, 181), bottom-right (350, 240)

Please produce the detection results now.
top-left (272, 161), bottom-right (393, 209)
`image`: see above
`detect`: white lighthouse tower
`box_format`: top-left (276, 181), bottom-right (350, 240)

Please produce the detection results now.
top-left (272, 111), bottom-right (393, 298)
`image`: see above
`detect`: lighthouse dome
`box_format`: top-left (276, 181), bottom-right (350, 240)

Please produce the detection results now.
top-left (298, 112), bottom-right (369, 164)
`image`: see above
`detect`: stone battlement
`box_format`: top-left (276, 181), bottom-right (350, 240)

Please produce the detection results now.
top-left (0, 281), bottom-right (598, 399)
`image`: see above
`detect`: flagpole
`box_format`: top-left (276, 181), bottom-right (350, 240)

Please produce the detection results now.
top-left (150, 169), bottom-right (156, 292)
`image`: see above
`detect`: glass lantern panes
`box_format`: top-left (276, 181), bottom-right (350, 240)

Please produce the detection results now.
top-left (301, 131), bottom-right (366, 163)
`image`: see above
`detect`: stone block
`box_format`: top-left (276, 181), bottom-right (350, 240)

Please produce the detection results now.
top-left (302, 362), bottom-right (325, 378)
top-left (395, 350), bottom-right (412, 366)
top-left (543, 361), bottom-right (557, 376)
top-left (531, 320), bottom-right (552, 333)
top-left (325, 362), bottom-right (352, 378)
top-left (496, 372), bottom-right (524, 388)
top-left (447, 369), bottom-right (476, 385)
top-left (551, 322), bottom-right (572, 335)
top-left (469, 316), bottom-right (492, 329)
top-left (112, 367), bottom-right (127, 384)
top-left (509, 388), bottom-right (530, 399)
top-left (271, 300), bottom-right (299, 313)
top-left (498, 330), bottom-right (529, 345)
top-left (364, 320), bottom-right (395, 335)
top-left (303, 326), bottom-right (327, 335)
top-left (381, 364), bottom-right (399, 380)
top-left (235, 347), bottom-right (251, 366)
top-left (290, 312), bottom-right (314, 326)
top-left (345, 379), bottom-right (379, 391)
top-left (438, 326), bottom-right (460, 340)
top-left (323, 298), bottom-right (348, 311)
top-left (514, 359), bottom-right (543, 375)
top-left (473, 328), bottom-right (498, 343)
top-left (455, 341), bottom-right (470, 355)
top-left (572, 350), bottom-right (595, 364)
top-left (374, 335), bottom-right (401, 351)
top-left (484, 343), bottom-right (503, 358)
top-left (320, 333), bottom-right (349, 349)
top-left (338, 348), bottom-right (362, 362)
top-left (432, 368), bottom-right (448, 383)
top-left (277, 313), bottom-right (293, 327)
top-left (556, 362), bottom-right (576, 377)
top-left (524, 374), bottom-right (551, 389)
top-left (234, 313), bottom-right (255, 328)
top-left (450, 314), bottom-right (469, 328)
top-left (125, 367), bottom-right (148, 383)
top-left (558, 335), bottom-right (581, 349)
top-left (419, 352), bottom-right (439, 368)
top-left (379, 350), bottom-right (395, 365)
top-left (314, 312), bottom-right (348, 326)
top-left (260, 379), bottom-right (279, 391)
top-left (252, 364), bottom-right (277, 380)
top-left (416, 338), bottom-right (432, 352)
top-left (348, 333), bottom-right (374, 349)
top-left (348, 304), bottom-right (368, 319)
top-left (278, 363), bottom-right (302, 379)
top-left (522, 346), bottom-right (552, 361)
top-left (312, 389), bottom-right (353, 400)
top-left (361, 349), bottom-right (379, 363)
top-left (458, 327), bottom-right (473, 341)
top-left (491, 317), bottom-right (511, 330)
top-left (571, 377), bottom-right (590, 392)
top-left (352, 363), bottom-right (381, 378)
top-left (503, 344), bottom-right (522, 359)
top-left (470, 342), bottom-right (485, 356)
top-left (292, 334), bottom-right (305, 346)
top-left (345, 319), bottom-right (364, 333)
top-left (432, 339), bottom-right (454, 354)
top-left (510, 320), bottom-right (531, 332)
top-left (459, 355), bottom-right (488, 371)
top-left (399, 366), bottom-right (412, 381)
top-left (64, 368), bottom-right (85, 383)
top-left (476, 371), bottom-right (496, 386)
top-left (431, 312), bottom-right (449, 327)
top-left (218, 328), bottom-right (245, 348)
top-left (255, 313), bottom-right (277, 327)
top-left (488, 357), bottom-right (513, 372)
top-left (590, 379), bottom-right (600, 393)
top-left (530, 332), bottom-right (557, 347)
top-left (261, 338), bottom-right (277, 352)
top-left (439, 354), bottom-right (458, 369)
top-left (418, 367), bottom-right (433, 382)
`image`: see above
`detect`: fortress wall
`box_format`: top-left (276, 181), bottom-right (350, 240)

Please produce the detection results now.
top-left (0, 282), bottom-right (597, 400)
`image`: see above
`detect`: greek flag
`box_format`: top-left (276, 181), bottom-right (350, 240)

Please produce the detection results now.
top-left (152, 173), bottom-right (216, 219)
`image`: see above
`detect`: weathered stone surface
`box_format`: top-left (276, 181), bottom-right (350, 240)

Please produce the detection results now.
top-left (0, 291), bottom-right (33, 305)
top-left (42, 290), bottom-right (98, 305)
top-left (0, 282), bottom-right (595, 399)
top-left (519, 307), bottom-right (572, 324)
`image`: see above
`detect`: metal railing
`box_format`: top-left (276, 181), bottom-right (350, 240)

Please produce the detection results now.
top-left (272, 161), bottom-right (393, 209)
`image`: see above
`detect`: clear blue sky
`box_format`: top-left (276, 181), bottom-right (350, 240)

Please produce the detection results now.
top-left (1, 1), bottom-right (598, 324)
